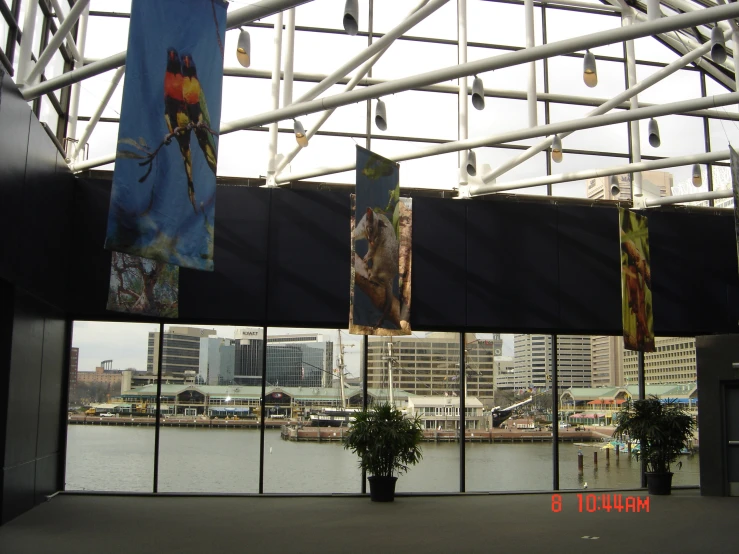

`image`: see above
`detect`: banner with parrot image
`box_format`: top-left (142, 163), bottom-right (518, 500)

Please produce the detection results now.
top-left (104, 0), bottom-right (227, 271)
top-left (350, 146), bottom-right (412, 336)
top-left (619, 207), bottom-right (655, 352)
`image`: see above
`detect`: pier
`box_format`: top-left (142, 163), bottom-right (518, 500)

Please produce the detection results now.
top-left (280, 425), bottom-right (607, 443)
top-left (67, 415), bottom-right (285, 429)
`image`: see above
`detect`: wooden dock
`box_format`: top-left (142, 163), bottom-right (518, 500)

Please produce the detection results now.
top-left (280, 426), bottom-right (607, 443)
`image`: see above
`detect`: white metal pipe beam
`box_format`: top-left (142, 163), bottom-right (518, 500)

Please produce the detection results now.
top-left (647, 0), bottom-right (660, 21)
top-left (274, 0), bottom-right (431, 176)
top-left (222, 66), bottom-right (739, 120)
top-left (624, 11), bottom-right (643, 198)
top-left (473, 150), bottom-right (728, 194)
top-left (220, 2), bottom-right (739, 135)
top-left (21, 0), bottom-right (314, 100)
top-left (16, 0), bottom-right (39, 85)
top-left (525, 0), bottom-right (538, 127)
top-left (273, 91), bottom-right (739, 184)
top-left (282, 8), bottom-right (296, 107)
top-left (72, 66), bottom-right (125, 161)
top-left (646, 188), bottom-right (733, 206)
top-left (480, 25), bottom-right (727, 185)
top-left (459, 0), bottom-right (469, 186)
top-left (266, 12), bottom-right (284, 185)
top-left (49, 0), bottom-right (82, 62)
top-left (540, 0), bottom-right (622, 11)
top-left (25, 0), bottom-right (90, 86)
top-left (291, 0), bottom-right (445, 106)
top-left (66, 2), bottom-right (90, 145)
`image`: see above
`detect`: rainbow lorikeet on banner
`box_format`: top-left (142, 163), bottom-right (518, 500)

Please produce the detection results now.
top-left (163, 48), bottom-right (196, 211)
top-left (181, 53), bottom-right (218, 177)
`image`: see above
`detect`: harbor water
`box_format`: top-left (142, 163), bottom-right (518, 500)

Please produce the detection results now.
top-left (65, 425), bottom-right (700, 494)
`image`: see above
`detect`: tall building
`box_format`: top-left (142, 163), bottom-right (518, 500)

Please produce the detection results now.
top-left (623, 337), bottom-right (697, 386)
top-left (199, 337), bottom-right (237, 385)
top-left (586, 170), bottom-right (673, 201)
top-left (268, 333), bottom-right (334, 388)
top-left (147, 326), bottom-right (217, 375)
top-left (366, 333), bottom-right (495, 401)
top-left (590, 336), bottom-right (625, 387)
top-left (513, 335), bottom-right (592, 390)
top-left (493, 357), bottom-right (515, 390)
top-left (69, 347), bottom-right (79, 399)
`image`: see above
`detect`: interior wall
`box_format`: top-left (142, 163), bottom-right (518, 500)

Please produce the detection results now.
top-left (0, 71), bottom-right (73, 524)
top-left (696, 334), bottom-right (739, 496)
top-left (69, 178), bottom-right (739, 337)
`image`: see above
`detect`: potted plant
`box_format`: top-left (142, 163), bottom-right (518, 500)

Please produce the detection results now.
top-left (613, 395), bottom-right (696, 495)
top-left (343, 402), bottom-right (423, 502)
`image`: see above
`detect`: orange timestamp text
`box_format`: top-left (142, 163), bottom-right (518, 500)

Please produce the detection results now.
top-left (551, 493), bottom-right (649, 513)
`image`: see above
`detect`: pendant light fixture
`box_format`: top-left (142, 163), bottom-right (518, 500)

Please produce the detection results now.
top-left (610, 175), bottom-right (620, 197)
top-left (294, 119), bottom-right (309, 147)
top-left (236, 29), bottom-right (251, 68)
top-left (551, 135), bottom-right (563, 163)
top-left (466, 150), bottom-right (477, 176)
top-left (710, 26), bottom-right (727, 64)
top-left (692, 164), bottom-right (703, 187)
top-left (375, 99), bottom-right (387, 131)
top-left (583, 50), bottom-right (597, 88)
top-left (471, 75), bottom-right (485, 110)
top-left (343, 0), bottom-right (359, 36)
top-left (647, 118), bottom-right (661, 148)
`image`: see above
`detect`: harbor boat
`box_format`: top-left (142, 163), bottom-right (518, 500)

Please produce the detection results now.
top-left (310, 407), bottom-right (361, 427)
top-left (491, 397), bottom-right (533, 428)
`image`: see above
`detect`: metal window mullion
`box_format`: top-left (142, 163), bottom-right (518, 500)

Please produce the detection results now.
top-left (552, 334), bottom-right (559, 490)
top-left (700, 72), bottom-right (715, 206)
top-left (459, 332), bottom-right (466, 493)
top-left (153, 323), bottom-right (164, 493)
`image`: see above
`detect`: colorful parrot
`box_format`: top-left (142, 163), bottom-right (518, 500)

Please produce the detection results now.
top-left (163, 47), bottom-right (196, 211)
top-left (180, 52), bottom-right (218, 176)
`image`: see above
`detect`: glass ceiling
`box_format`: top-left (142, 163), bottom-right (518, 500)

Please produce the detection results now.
top-left (1, 0), bottom-right (737, 207)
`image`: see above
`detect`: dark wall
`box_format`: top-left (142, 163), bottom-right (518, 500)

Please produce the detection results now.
top-left (696, 334), bottom-right (739, 496)
top-left (68, 180), bottom-right (739, 337)
top-left (0, 72), bottom-right (72, 524)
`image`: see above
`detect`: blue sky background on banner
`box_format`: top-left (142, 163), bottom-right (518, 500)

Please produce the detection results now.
top-left (354, 146), bottom-right (400, 329)
top-left (104, 0), bottom-right (227, 271)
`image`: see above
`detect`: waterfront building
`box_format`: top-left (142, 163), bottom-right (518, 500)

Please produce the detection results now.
top-left (77, 364), bottom-right (122, 386)
top-left (406, 396), bottom-right (485, 430)
top-left (513, 335), bottom-right (592, 390)
top-left (68, 347), bottom-right (79, 400)
top-left (366, 333), bottom-right (495, 402)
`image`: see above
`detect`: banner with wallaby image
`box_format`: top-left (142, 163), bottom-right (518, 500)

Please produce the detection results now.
top-left (350, 146), bottom-right (412, 335)
top-left (619, 207), bottom-right (655, 352)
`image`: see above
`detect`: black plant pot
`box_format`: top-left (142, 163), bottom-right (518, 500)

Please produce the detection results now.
top-left (368, 476), bottom-right (398, 502)
top-left (646, 472), bottom-right (673, 495)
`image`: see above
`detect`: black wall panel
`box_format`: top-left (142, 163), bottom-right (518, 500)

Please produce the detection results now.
top-left (0, 72), bottom-right (30, 284)
top-left (467, 200), bottom-right (560, 332)
top-left (1, 461), bottom-right (35, 524)
top-left (4, 291), bottom-right (44, 467)
top-left (266, 189), bottom-right (350, 328)
top-left (36, 316), bottom-right (66, 458)
top-left (411, 197), bottom-right (467, 330)
top-left (15, 120), bottom-right (70, 309)
top-left (68, 179), bottom-right (113, 318)
top-left (557, 204), bottom-right (621, 334)
top-left (179, 186), bottom-right (270, 323)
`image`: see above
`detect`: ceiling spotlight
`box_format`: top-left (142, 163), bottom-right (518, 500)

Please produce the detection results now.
top-left (375, 99), bottom-right (387, 131)
top-left (466, 150), bottom-right (477, 176)
top-left (647, 118), bottom-right (661, 148)
top-left (692, 164), bottom-right (703, 187)
top-left (294, 119), bottom-right (309, 147)
top-left (471, 75), bottom-right (485, 110)
top-left (610, 175), bottom-right (620, 197)
top-left (711, 26), bottom-right (727, 64)
top-left (583, 50), bottom-right (597, 88)
top-left (343, 0), bottom-right (359, 36)
top-left (237, 29), bottom-right (251, 68)
top-left (551, 135), bottom-right (563, 163)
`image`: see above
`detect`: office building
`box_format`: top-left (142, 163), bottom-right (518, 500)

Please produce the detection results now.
top-left (513, 335), bottom-right (592, 390)
top-left (147, 326), bottom-right (217, 375)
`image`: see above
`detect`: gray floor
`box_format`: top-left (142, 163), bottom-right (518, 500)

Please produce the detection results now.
top-left (1, 490), bottom-right (737, 554)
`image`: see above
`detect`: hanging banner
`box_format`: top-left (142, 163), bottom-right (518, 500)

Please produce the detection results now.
top-left (731, 146), bottom-right (739, 278)
top-left (619, 207), bottom-right (655, 352)
top-left (107, 252), bottom-right (179, 318)
top-left (350, 146), bottom-right (412, 335)
top-left (104, 0), bottom-right (227, 271)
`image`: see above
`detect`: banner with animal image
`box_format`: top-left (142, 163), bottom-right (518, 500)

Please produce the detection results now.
top-left (350, 146), bottom-right (412, 335)
top-left (731, 146), bottom-right (739, 278)
top-left (104, 0), bottom-right (227, 271)
top-left (619, 207), bottom-right (655, 352)
top-left (107, 252), bottom-right (179, 318)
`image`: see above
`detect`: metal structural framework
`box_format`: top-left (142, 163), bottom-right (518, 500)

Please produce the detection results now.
top-left (1, 0), bottom-right (738, 208)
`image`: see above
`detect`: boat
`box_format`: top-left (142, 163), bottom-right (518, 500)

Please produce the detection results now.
top-left (491, 397), bottom-right (533, 428)
top-left (310, 407), bottom-right (361, 427)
